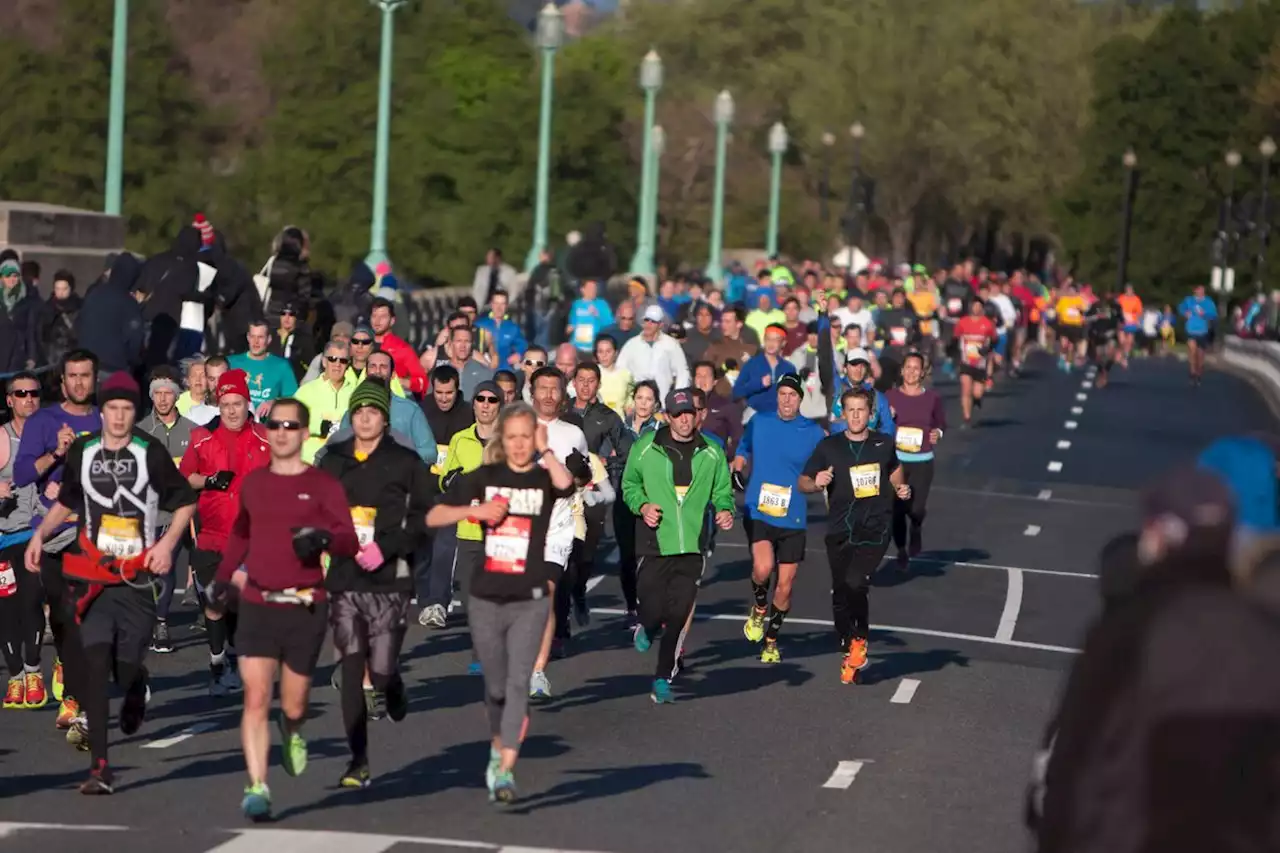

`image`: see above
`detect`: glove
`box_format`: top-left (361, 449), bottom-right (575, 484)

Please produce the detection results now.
top-left (441, 468), bottom-right (463, 492)
top-left (356, 542), bottom-right (385, 572)
top-left (320, 419), bottom-right (334, 437)
top-left (798, 367), bottom-right (812, 381)
top-left (291, 527), bottom-right (332, 563)
top-left (0, 496), bottom-right (16, 518)
top-left (205, 470), bottom-right (235, 491)
top-left (732, 470), bottom-right (747, 493)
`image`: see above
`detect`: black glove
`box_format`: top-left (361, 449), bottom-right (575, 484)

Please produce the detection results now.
top-left (732, 470), bottom-right (747, 493)
top-left (0, 496), bottom-right (16, 518)
top-left (205, 470), bottom-right (235, 491)
top-left (291, 527), bottom-right (332, 563)
top-left (320, 419), bottom-right (334, 437)
top-left (798, 367), bottom-right (812, 381)
top-left (441, 468), bottom-right (463, 492)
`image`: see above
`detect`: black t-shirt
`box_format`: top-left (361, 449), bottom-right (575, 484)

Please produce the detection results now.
top-left (59, 432), bottom-right (196, 559)
top-left (443, 462), bottom-right (574, 602)
top-left (803, 430), bottom-right (898, 546)
top-left (655, 426), bottom-right (696, 488)
top-left (875, 307), bottom-right (916, 349)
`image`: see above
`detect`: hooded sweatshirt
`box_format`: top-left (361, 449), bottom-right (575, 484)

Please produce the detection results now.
top-left (76, 253), bottom-right (145, 373)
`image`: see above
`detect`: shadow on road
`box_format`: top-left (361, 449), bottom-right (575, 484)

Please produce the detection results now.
top-left (860, 648), bottom-right (969, 685)
top-left (872, 548), bottom-right (991, 589)
top-left (507, 762), bottom-right (711, 814)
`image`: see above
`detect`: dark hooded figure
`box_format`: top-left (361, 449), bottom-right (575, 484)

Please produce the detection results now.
top-left (206, 230), bottom-right (263, 354)
top-left (136, 225), bottom-right (203, 369)
top-left (566, 220), bottom-right (618, 284)
top-left (327, 260), bottom-right (377, 339)
top-left (263, 226), bottom-right (321, 325)
top-left (76, 253), bottom-right (145, 379)
top-left (38, 270), bottom-right (83, 367)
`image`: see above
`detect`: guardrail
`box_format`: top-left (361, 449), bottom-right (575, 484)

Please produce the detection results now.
top-left (1217, 336), bottom-right (1280, 421)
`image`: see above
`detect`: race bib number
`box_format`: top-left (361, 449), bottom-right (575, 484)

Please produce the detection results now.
top-left (849, 464), bottom-right (880, 499)
top-left (351, 506), bottom-right (377, 548)
top-left (485, 516), bottom-right (531, 574)
top-left (890, 327), bottom-right (908, 345)
top-left (896, 427), bottom-right (924, 453)
top-left (97, 514), bottom-right (143, 558)
top-left (963, 341), bottom-right (984, 366)
top-left (1064, 307), bottom-right (1081, 323)
top-left (674, 485), bottom-right (689, 504)
top-left (757, 483), bottom-right (792, 518)
top-left (0, 561), bottom-right (15, 598)
top-left (575, 324), bottom-right (594, 345)
top-left (947, 298), bottom-right (963, 315)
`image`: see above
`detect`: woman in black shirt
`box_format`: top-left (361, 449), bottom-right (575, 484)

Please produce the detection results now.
top-left (426, 402), bottom-right (573, 807)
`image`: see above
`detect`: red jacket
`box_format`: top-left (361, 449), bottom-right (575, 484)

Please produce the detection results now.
top-left (377, 331), bottom-right (428, 397)
top-left (179, 422), bottom-right (270, 552)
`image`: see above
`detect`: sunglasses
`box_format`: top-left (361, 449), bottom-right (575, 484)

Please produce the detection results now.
top-left (325, 356), bottom-right (350, 364)
top-left (525, 359), bottom-right (546, 367)
top-left (281, 310), bottom-right (296, 317)
top-left (474, 395), bottom-right (500, 404)
top-left (351, 338), bottom-right (373, 346)
top-left (8, 388), bottom-right (39, 399)
top-left (265, 419), bottom-right (304, 432)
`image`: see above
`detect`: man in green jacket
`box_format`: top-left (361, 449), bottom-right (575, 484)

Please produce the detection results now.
top-left (622, 387), bottom-right (734, 704)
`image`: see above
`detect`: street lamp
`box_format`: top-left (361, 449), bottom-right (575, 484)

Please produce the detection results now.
top-left (104, 0), bottom-right (128, 216)
top-left (1213, 149), bottom-right (1242, 306)
top-left (1257, 136), bottom-right (1277, 294)
top-left (525, 3), bottom-right (564, 272)
top-left (704, 90), bottom-right (734, 283)
top-left (843, 121), bottom-right (866, 265)
top-left (645, 125), bottom-right (665, 269)
top-left (630, 50), bottom-right (664, 276)
top-left (820, 132), bottom-right (835, 224)
top-left (766, 122), bottom-right (789, 257)
top-left (365, 0), bottom-right (407, 270)
top-left (1117, 147), bottom-right (1137, 293)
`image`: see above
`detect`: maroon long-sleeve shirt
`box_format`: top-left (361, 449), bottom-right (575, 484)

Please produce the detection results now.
top-left (216, 466), bottom-right (359, 605)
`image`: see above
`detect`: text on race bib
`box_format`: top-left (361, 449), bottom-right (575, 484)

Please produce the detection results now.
top-left (0, 561), bottom-right (15, 598)
top-left (947, 298), bottom-right (963, 314)
top-left (575, 324), bottom-right (594, 345)
top-left (485, 516), bottom-right (531, 574)
top-left (1065, 307), bottom-right (1081, 322)
top-left (895, 427), bottom-right (924, 453)
top-left (963, 341), bottom-right (984, 366)
top-left (849, 464), bottom-right (881, 499)
top-left (350, 506), bottom-right (377, 548)
top-left (757, 483), bottom-right (792, 518)
top-left (890, 327), bottom-right (908, 345)
top-left (97, 514), bottom-right (143, 559)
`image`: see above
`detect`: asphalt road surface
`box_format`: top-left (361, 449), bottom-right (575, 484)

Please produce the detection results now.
top-left (1, 350), bottom-right (1273, 853)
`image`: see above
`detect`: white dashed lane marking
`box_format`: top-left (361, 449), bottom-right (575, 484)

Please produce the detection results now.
top-left (1056, 440), bottom-right (1071, 450)
top-left (1023, 525), bottom-right (1041, 537)
top-left (1037, 489), bottom-right (1053, 500)
top-left (822, 761), bottom-right (868, 789)
top-left (1070, 406), bottom-right (1083, 415)
top-left (1047, 461), bottom-right (1063, 472)
top-left (1075, 393), bottom-right (1088, 401)
top-left (890, 679), bottom-right (921, 704)
top-left (1064, 420), bottom-right (1077, 430)
top-left (143, 722), bottom-right (219, 749)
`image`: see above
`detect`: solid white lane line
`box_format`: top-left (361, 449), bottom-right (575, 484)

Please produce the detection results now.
top-left (995, 568), bottom-right (1025, 643)
top-left (1064, 421), bottom-right (1077, 430)
top-left (899, 557), bottom-right (1097, 579)
top-left (205, 831), bottom-right (497, 853)
top-left (932, 485), bottom-right (1129, 509)
top-left (0, 825), bottom-right (129, 839)
top-left (1023, 525), bottom-right (1041, 536)
top-left (1076, 393), bottom-right (1088, 401)
top-left (890, 679), bottom-right (921, 704)
top-left (822, 761), bottom-right (867, 789)
top-left (586, 575), bottom-right (606, 593)
top-left (1037, 489), bottom-right (1052, 500)
top-left (142, 721), bottom-right (219, 749)
top-left (1070, 406), bottom-right (1083, 414)
top-left (1047, 461), bottom-right (1063, 472)
top-left (1056, 440), bottom-right (1071, 449)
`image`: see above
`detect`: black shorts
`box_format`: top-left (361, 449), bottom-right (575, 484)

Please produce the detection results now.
top-left (40, 539), bottom-right (81, 603)
top-left (745, 517), bottom-right (806, 564)
top-left (236, 600), bottom-right (330, 676)
top-left (1057, 324), bottom-right (1084, 344)
top-left (77, 584), bottom-right (155, 664)
top-left (959, 364), bottom-right (987, 382)
top-left (1188, 333), bottom-right (1212, 348)
top-left (329, 591), bottom-right (411, 675)
top-left (190, 548), bottom-right (221, 589)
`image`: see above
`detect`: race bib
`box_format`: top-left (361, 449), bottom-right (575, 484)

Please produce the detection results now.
top-left (757, 483), bottom-right (792, 518)
top-left (947, 298), bottom-right (963, 315)
top-left (674, 485), bottom-right (689, 504)
top-left (485, 516), bottom-right (531, 574)
top-left (97, 514), bottom-right (143, 559)
top-left (1064, 307), bottom-right (1081, 323)
top-left (572, 492), bottom-right (587, 540)
top-left (963, 341), bottom-right (984, 366)
top-left (849, 464), bottom-right (880, 499)
top-left (432, 447), bottom-right (449, 475)
top-left (0, 561), bottom-right (15, 598)
top-left (896, 427), bottom-right (924, 453)
top-left (575, 324), bottom-right (594, 345)
top-left (351, 506), bottom-right (377, 548)
top-left (890, 327), bottom-right (908, 345)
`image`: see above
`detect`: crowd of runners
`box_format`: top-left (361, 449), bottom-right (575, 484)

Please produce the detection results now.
top-left (0, 246), bottom-right (1224, 816)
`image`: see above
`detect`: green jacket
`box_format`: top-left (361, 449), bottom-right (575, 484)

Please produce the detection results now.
top-left (622, 427), bottom-right (734, 557)
top-left (440, 423), bottom-right (488, 541)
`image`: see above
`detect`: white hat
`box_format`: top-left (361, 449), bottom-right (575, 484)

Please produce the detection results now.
top-left (642, 305), bottom-right (665, 323)
top-left (845, 347), bottom-right (871, 366)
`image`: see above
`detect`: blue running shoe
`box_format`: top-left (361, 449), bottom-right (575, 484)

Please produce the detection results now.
top-left (651, 678), bottom-right (674, 704)
top-left (241, 782), bottom-right (271, 821)
top-left (633, 625), bottom-right (651, 653)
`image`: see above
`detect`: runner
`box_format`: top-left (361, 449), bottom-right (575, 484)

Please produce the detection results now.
top-left (426, 402), bottom-right (575, 804)
top-left (317, 379), bottom-right (432, 789)
top-left (1, 371), bottom-right (45, 710)
top-left (621, 388), bottom-right (734, 702)
top-left (1178, 284), bottom-right (1219, 386)
top-left (208, 397), bottom-right (359, 820)
top-left (1053, 284), bottom-right (1089, 372)
top-left (23, 373), bottom-right (197, 793)
top-left (953, 300), bottom-right (998, 429)
top-left (1086, 297), bottom-right (1121, 389)
top-left (799, 386), bottom-right (910, 683)
top-left (733, 323), bottom-right (799, 416)
top-left (734, 375), bottom-right (827, 663)
top-left (180, 369), bottom-right (271, 695)
top-left (1115, 283), bottom-right (1144, 368)
top-left (885, 353), bottom-right (946, 568)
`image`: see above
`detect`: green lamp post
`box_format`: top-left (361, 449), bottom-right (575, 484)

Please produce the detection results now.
top-left (525, 3), bottom-right (565, 273)
top-left (629, 50), bottom-right (664, 276)
top-left (365, 0), bottom-right (406, 271)
top-left (704, 90), bottom-right (734, 284)
top-left (766, 122), bottom-right (788, 257)
top-left (645, 124), bottom-right (666, 270)
top-left (104, 0), bottom-right (128, 216)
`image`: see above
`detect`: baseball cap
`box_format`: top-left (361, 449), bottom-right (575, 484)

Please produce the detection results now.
top-left (664, 387), bottom-right (696, 417)
top-left (845, 347), bottom-right (871, 366)
top-left (777, 374), bottom-right (804, 395)
top-left (642, 305), bottom-right (665, 323)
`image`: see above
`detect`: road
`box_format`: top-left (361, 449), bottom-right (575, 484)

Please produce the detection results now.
top-left (1, 350), bottom-right (1272, 853)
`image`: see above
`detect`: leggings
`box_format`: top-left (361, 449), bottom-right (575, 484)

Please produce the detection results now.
top-left (330, 591), bottom-right (410, 764)
top-left (636, 555), bottom-right (702, 679)
top-left (84, 644), bottom-right (146, 765)
top-left (554, 539), bottom-right (591, 638)
top-left (892, 459), bottom-right (935, 550)
top-left (826, 539), bottom-right (891, 646)
top-left (42, 546), bottom-right (88, 703)
top-left (0, 544), bottom-right (44, 676)
top-left (612, 499), bottom-right (639, 611)
top-left (468, 595), bottom-right (550, 749)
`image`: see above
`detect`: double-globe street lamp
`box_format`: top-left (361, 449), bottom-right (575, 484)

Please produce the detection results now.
top-left (644, 125), bottom-right (665, 272)
top-left (1212, 149), bottom-right (1242, 311)
top-left (819, 132), bottom-right (836, 224)
top-left (525, 3), bottom-right (564, 272)
top-left (1116, 147), bottom-right (1137, 293)
top-left (365, 0), bottom-right (407, 270)
top-left (766, 123), bottom-right (788, 257)
top-left (105, 0), bottom-right (129, 216)
top-left (630, 50), bottom-right (663, 276)
top-left (703, 90), bottom-right (734, 284)
top-left (842, 121), bottom-right (866, 265)
top-left (1256, 135), bottom-right (1277, 293)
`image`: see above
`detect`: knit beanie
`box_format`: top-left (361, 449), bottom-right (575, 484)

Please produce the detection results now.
top-left (99, 373), bottom-right (141, 409)
top-left (193, 213), bottom-right (215, 248)
top-left (349, 377), bottom-right (391, 419)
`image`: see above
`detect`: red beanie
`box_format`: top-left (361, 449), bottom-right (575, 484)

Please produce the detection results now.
top-left (193, 213), bottom-right (215, 248)
top-left (99, 372), bottom-right (141, 409)
top-left (215, 369), bottom-right (250, 402)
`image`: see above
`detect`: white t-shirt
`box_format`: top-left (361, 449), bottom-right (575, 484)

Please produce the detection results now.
top-left (1141, 308), bottom-right (1160, 336)
top-left (991, 294), bottom-right (1018, 329)
top-left (836, 307), bottom-right (874, 339)
top-left (539, 417), bottom-right (588, 567)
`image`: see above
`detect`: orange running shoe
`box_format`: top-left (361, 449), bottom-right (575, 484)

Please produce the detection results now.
top-left (840, 638), bottom-right (869, 685)
top-left (23, 671), bottom-right (47, 708)
top-left (56, 696), bottom-right (80, 729)
top-left (3, 676), bottom-right (24, 709)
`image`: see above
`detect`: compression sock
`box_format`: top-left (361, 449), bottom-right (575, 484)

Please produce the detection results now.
top-left (750, 580), bottom-right (769, 610)
top-left (765, 605), bottom-right (788, 641)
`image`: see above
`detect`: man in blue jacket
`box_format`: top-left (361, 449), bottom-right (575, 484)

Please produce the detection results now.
top-left (475, 289), bottom-right (528, 370)
top-left (832, 349), bottom-right (895, 434)
top-left (732, 323), bottom-right (798, 416)
top-left (1177, 284), bottom-right (1219, 387)
top-left (731, 375), bottom-right (827, 663)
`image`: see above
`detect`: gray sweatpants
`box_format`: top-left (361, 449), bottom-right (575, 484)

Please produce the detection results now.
top-left (468, 595), bottom-right (551, 748)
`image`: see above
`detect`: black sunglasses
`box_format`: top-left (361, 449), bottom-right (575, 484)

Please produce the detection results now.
top-left (351, 338), bottom-right (374, 346)
top-left (525, 359), bottom-right (546, 367)
top-left (325, 356), bottom-right (350, 364)
top-left (474, 395), bottom-right (500, 404)
top-left (265, 419), bottom-right (304, 432)
top-left (8, 389), bottom-right (39, 398)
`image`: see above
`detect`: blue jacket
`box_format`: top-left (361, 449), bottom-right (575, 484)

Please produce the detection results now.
top-left (336, 394), bottom-right (437, 464)
top-left (476, 314), bottom-right (528, 367)
top-left (1178, 295), bottom-right (1218, 337)
top-left (831, 377), bottom-right (895, 434)
top-left (732, 352), bottom-right (798, 415)
top-left (735, 412), bottom-right (827, 530)
top-left (1198, 436), bottom-right (1278, 533)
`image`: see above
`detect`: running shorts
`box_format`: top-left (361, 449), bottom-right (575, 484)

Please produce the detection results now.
top-left (77, 584), bottom-right (155, 664)
top-left (959, 364), bottom-right (987, 382)
top-left (1057, 324), bottom-right (1084, 344)
top-left (745, 517), bottom-right (806, 564)
top-left (236, 599), bottom-right (330, 676)
top-left (1123, 324), bottom-right (1140, 334)
top-left (329, 590), bottom-right (411, 676)
top-left (993, 333), bottom-right (1009, 358)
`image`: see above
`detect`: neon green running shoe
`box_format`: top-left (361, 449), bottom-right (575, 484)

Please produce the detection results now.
top-left (277, 715), bottom-right (308, 777)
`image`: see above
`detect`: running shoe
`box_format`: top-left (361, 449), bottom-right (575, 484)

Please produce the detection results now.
top-left (529, 670), bottom-right (551, 698)
top-left (150, 620), bottom-right (174, 654)
top-left (22, 671), bottom-right (47, 709)
top-left (485, 746), bottom-right (501, 798)
top-left (241, 782), bottom-right (271, 821)
top-left (223, 657), bottom-right (243, 691)
top-left (624, 609), bottom-right (639, 629)
top-left (52, 657), bottom-right (64, 702)
top-left (420, 604), bottom-right (448, 629)
top-left (210, 661), bottom-right (232, 697)
top-left (181, 584), bottom-right (199, 608)
top-left (192, 613), bottom-right (207, 633)
top-left (491, 770), bottom-right (517, 806)
top-left (573, 598), bottom-right (590, 628)
top-left (760, 639), bottom-right (781, 664)
top-left (277, 716), bottom-right (308, 777)
top-left (650, 678), bottom-right (674, 704)
top-left (908, 525), bottom-right (923, 558)
top-left (66, 716), bottom-right (89, 751)
top-left (4, 676), bottom-right (24, 709)
top-left (119, 676), bottom-right (148, 736)
top-left (364, 687), bottom-right (385, 721)
top-left (840, 638), bottom-right (870, 685)
top-left (743, 606), bottom-right (767, 643)
top-left (632, 624), bottom-right (651, 653)
top-left (56, 697), bottom-right (80, 729)
top-left (339, 761), bottom-right (371, 789)
top-left (550, 636), bottom-right (567, 661)
top-left (385, 680), bottom-right (408, 723)
top-left (79, 759), bottom-right (114, 795)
